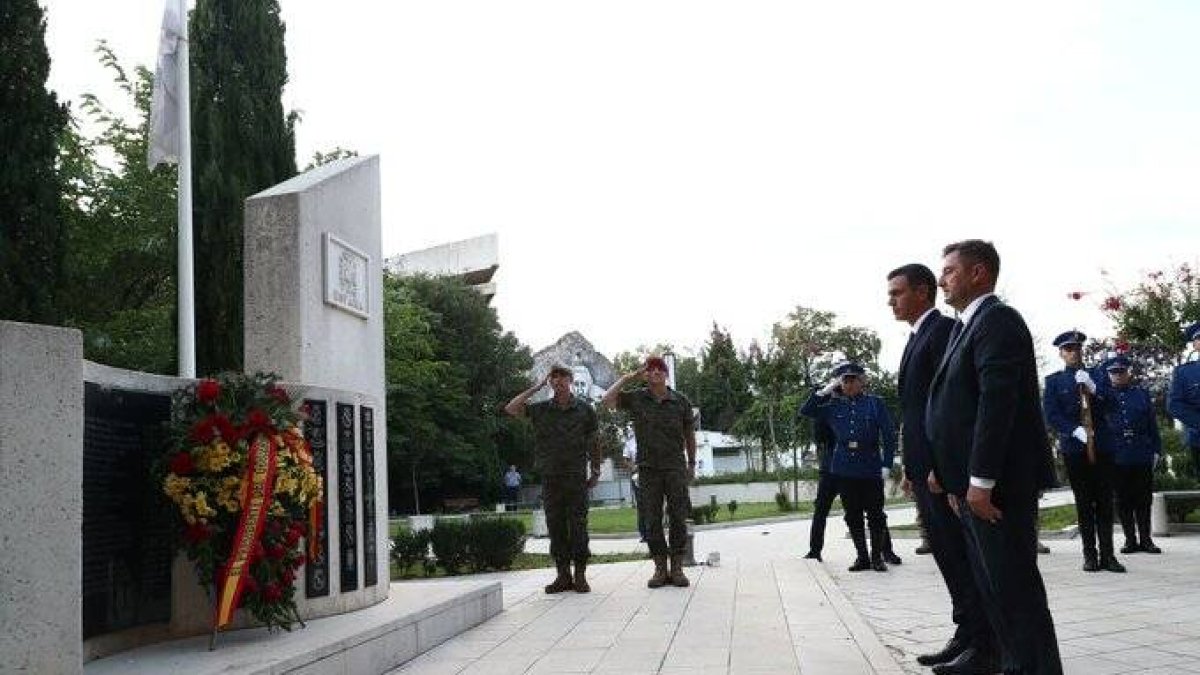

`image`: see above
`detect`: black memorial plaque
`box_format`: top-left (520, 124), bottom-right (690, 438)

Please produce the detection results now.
top-left (303, 400), bottom-right (330, 598)
top-left (361, 407), bottom-right (377, 587)
top-left (82, 384), bottom-right (174, 639)
top-left (337, 403), bottom-right (358, 591)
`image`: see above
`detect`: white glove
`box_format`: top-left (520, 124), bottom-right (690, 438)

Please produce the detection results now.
top-left (1071, 426), bottom-right (1089, 444)
top-left (1074, 370), bottom-right (1096, 394)
top-left (881, 467), bottom-right (891, 480)
top-left (818, 378), bottom-right (840, 396)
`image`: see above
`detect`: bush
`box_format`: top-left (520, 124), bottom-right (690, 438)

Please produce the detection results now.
top-left (727, 500), bottom-right (738, 517)
top-left (429, 516), bottom-right (527, 574)
top-left (429, 519), bottom-right (472, 575)
top-left (775, 491), bottom-right (793, 512)
top-left (688, 504), bottom-right (720, 525)
top-left (390, 528), bottom-right (430, 576)
top-left (466, 517), bottom-right (526, 571)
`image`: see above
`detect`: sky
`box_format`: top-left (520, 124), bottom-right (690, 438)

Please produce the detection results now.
top-left (43, 1), bottom-right (1200, 371)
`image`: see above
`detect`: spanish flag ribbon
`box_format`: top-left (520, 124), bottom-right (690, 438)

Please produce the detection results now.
top-left (213, 433), bottom-right (278, 630)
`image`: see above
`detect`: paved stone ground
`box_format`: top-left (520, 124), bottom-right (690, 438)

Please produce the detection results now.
top-left (389, 491), bottom-right (1200, 674)
top-left (836, 531), bottom-right (1200, 675)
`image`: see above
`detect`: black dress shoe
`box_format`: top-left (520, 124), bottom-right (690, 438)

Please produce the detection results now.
top-left (848, 556), bottom-right (872, 572)
top-left (884, 551), bottom-right (903, 565)
top-left (871, 557), bottom-right (888, 572)
top-left (1141, 540), bottom-right (1162, 554)
top-left (1037, 542), bottom-right (1051, 554)
top-left (1082, 553), bottom-right (1100, 572)
top-left (803, 550), bottom-right (823, 562)
top-left (1101, 556), bottom-right (1127, 573)
top-left (917, 637), bottom-right (968, 666)
top-left (1120, 541), bottom-right (1139, 554)
top-left (931, 646), bottom-right (999, 675)
top-left (915, 541), bottom-right (933, 555)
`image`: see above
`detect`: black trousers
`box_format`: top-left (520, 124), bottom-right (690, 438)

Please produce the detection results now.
top-left (1064, 452), bottom-right (1115, 558)
top-left (958, 491), bottom-right (1062, 674)
top-left (838, 476), bottom-right (887, 557)
top-left (543, 476), bottom-right (590, 564)
top-left (808, 471), bottom-right (839, 554)
top-left (640, 467), bottom-right (690, 557)
top-left (913, 477), bottom-right (993, 648)
top-left (1114, 464), bottom-right (1153, 545)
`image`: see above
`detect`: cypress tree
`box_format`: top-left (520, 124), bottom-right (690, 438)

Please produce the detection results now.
top-left (0, 0), bottom-right (69, 324)
top-left (190, 0), bottom-right (296, 374)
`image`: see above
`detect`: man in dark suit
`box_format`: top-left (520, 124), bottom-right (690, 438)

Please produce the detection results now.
top-left (926, 240), bottom-right (1061, 675)
top-left (887, 263), bottom-right (994, 673)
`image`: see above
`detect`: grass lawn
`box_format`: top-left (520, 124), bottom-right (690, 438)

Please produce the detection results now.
top-left (391, 551), bottom-right (646, 581)
top-left (892, 503), bottom-right (1079, 532)
top-left (391, 496), bottom-right (917, 538)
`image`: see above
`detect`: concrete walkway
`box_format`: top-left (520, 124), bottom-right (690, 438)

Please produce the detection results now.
top-left (390, 490), bottom-right (1200, 674)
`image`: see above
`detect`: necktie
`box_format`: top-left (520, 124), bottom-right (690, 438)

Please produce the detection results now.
top-left (948, 318), bottom-right (965, 346)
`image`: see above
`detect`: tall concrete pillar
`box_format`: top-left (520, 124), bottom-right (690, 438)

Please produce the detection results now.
top-left (0, 321), bottom-right (84, 674)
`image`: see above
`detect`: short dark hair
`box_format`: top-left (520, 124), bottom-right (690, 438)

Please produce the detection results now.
top-left (548, 365), bottom-right (573, 378)
top-left (942, 239), bottom-right (1000, 280)
top-left (887, 263), bottom-right (938, 303)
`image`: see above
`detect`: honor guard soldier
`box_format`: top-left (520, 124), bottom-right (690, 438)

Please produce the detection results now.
top-left (1043, 330), bottom-right (1125, 573)
top-left (800, 362), bottom-right (898, 572)
top-left (1167, 322), bottom-right (1200, 478)
top-left (1099, 356), bottom-right (1163, 554)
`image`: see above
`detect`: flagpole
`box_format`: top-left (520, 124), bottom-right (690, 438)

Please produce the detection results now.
top-left (177, 0), bottom-right (196, 378)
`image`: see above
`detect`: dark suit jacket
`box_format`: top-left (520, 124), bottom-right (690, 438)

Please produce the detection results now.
top-left (926, 296), bottom-right (1056, 502)
top-left (898, 309), bottom-right (955, 480)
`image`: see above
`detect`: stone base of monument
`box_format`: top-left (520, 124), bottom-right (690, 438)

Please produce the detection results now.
top-left (83, 580), bottom-right (501, 675)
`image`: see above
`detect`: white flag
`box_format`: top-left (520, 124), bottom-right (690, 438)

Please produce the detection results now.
top-left (148, 0), bottom-right (185, 169)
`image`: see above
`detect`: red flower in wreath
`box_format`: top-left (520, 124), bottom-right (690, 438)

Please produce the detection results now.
top-left (183, 522), bottom-right (211, 544)
top-left (243, 575), bottom-right (259, 594)
top-left (170, 452), bottom-right (197, 475)
top-left (197, 379), bottom-right (221, 404)
top-left (268, 385), bottom-right (290, 405)
top-left (240, 407), bottom-right (274, 437)
top-left (1102, 296), bottom-right (1122, 312)
top-left (266, 543), bottom-right (286, 560)
top-left (262, 583), bottom-right (283, 603)
top-left (190, 413), bottom-right (238, 445)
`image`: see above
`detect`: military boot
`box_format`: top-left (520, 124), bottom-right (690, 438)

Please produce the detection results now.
top-left (545, 560), bottom-right (574, 594)
top-left (647, 555), bottom-right (669, 588)
top-left (573, 560), bottom-right (591, 593)
top-left (668, 554), bottom-right (690, 587)
top-left (1082, 549), bottom-right (1100, 572)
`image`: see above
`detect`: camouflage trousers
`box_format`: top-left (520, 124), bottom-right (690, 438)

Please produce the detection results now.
top-left (543, 475), bottom-right (590, 564)
top-left (639, 467), bottom-right (691, 557)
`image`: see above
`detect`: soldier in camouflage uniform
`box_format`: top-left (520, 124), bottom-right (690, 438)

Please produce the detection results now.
top-left (505, 365), bottom-right (602, 593)
top-left (603, 356), bottom-right (697, 589)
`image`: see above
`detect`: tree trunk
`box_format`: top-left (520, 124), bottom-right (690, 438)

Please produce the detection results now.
top-left (411, 462), bottom-right (421, 515)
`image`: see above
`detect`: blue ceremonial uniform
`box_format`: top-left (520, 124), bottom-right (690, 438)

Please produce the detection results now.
top-left (1103, 355), bottom-right (1164, 552)
top-left (1100, 385), bottom-right (1161, 467)
top-left (1167, 361), bottom-right (1200, 451)
top-left (1042, 366), bottom-right (1110, 458)
top-left (799, 391), bottom-right (897, 479)
top-left (800, 377), bottom-right (898, 569)
top-left (1043, 329), bottom-right (1121, 569)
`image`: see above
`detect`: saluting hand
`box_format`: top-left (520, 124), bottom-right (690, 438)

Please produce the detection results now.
top-left (966, 485), bottom-right (1002, 523)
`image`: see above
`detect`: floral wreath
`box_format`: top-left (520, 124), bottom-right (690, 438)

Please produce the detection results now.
top-left (158, 372), bottom-right (323, 636)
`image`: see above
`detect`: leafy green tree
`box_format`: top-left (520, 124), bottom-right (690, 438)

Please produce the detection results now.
top-left (0, 0), bottom-right (69, 324)
top-left (191, 0), bottom-right (297, 375)
top-left (304, 147), bottom-right (358, 171)
top-left (696, 324), bottom-right (752, 432)
top-left (58, 44), bottom-right (178, 373)
top-left (732, 306), bottom-right (893, 501)
top-left (384, 275), bottom-right (533, 512)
